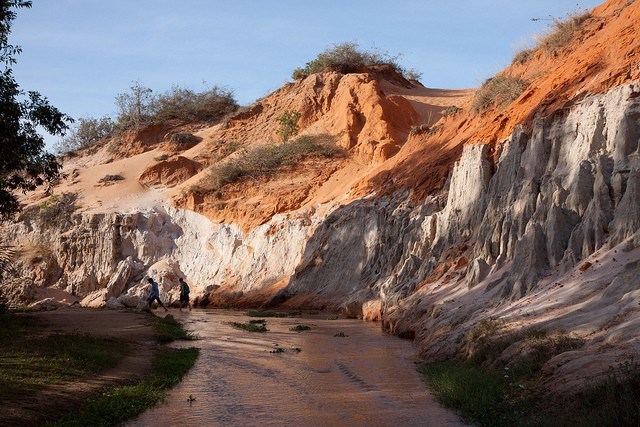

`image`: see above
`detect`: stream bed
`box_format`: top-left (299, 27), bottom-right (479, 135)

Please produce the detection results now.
top-left (129, 309), bottom-right (464, 426)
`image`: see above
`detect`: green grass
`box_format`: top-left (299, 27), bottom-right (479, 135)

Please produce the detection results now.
top-left (51, 347), bottom-right (199, 427)
top-left (231, 321), bottom-right (268, 332)
top-left (248, 319), bottom-right (266, 324)
top-left (420, 361), bottom-right (640, 426)
top-left (421, 324), bottom-right (639, 426)
top-left (291, 42), bottom-right (410, 80)
top-left (149, 315), bottom-right (196, 342)
top-left (289, 325), bottom-right (311, 332)
top-left (246, 310), bottom-right (301, 318)
top-left (0, 315), bottom-right (130, 400)
top-left (419, 362), bottom-right (533, 426)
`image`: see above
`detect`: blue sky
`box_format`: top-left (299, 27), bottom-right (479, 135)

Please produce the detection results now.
top-left (10, 0), bottom-right (602, 149)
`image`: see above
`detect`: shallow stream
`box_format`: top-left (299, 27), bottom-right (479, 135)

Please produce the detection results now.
top-left (129, 310), bottom-right (463, 426)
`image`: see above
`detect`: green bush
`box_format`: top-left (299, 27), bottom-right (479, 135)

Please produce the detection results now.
top-left (292, 42), bottom-right (408, 80)
top-left (289, 325), bottom-right (311, 332)
top-left (276, 110), bottom-right (301, 142)
top-left (472, 75), bottom-right (529, 113)
top-left (231, 321), bottom-right (268, 332)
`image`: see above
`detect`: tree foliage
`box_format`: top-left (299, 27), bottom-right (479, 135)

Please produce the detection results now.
top-left (0, 0), bottom-right (71, 220)
top-left (55, 115), bottom-right (115, 154)
top-left (114, 82), bottom-right (238, 131)
top-left (276, 110), bottom-right (301, 142)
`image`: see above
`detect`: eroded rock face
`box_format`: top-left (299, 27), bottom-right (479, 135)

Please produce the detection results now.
top-left (2, 81), bottom-right (639, 392)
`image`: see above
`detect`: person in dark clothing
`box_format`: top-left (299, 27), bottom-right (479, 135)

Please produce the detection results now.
top-left (147, 277), bottom-right (168, 311)
top-left (179, 277), bottom-right (191, 311)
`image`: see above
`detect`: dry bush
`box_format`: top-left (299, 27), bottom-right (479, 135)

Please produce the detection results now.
top-left (442, 105), bottom-right (463, 117)
top-left (152, 86), bottom-right (238, 123)
top-left (472, 75), bottom-right (529, 113)
top-left (512, 48), bottom-right (535, 65)
top-left (169, 132), bottom-right (200, 145)
top-left (195, 134), bottom-right (344, 193)
top-left (538, 12), bottom-right (591, 54)
top-left (97, 174), bottom-right (125, 184)
top-left (38, 192), bottom-right (79, 229)
top-left (409, 124), bottom-right (430, 136)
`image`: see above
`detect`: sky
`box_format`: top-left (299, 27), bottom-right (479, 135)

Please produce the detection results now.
top-left (9, 0), bottom-right (603, 150)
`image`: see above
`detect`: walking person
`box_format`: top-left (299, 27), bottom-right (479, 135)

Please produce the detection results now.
top-left (147, 277), bottom-right (168, 312)
top-left (179, 277), bottom-right (191, 311)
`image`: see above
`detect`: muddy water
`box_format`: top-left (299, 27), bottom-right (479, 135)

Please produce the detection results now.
top-left (130, 310), bottom-right (464, 427)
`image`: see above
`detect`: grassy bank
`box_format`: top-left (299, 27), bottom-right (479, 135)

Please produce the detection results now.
top-left (0, 313), bottom-right (130, 400)
top-left (419, 325), bottom-right (640, 426)
top-left (0, 310), bottom-right (199, 426)
top-left (52, 347), bottom-right (199, 427)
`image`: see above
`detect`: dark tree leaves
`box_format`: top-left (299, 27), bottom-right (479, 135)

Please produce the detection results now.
top-left (0, 0), bottom-right (71, 220)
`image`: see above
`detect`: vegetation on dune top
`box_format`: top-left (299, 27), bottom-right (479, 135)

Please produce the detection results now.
top-left (56, 82), bottom-right (238, 154)
top-left (512, 10), bottom-right (592, 65)
top-left (292, 42), bottom-right (421, 81)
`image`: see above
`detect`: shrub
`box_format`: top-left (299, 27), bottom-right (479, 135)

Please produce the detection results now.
top-left (97, 174), bottom-right (125, 184)
top-left (39, 192), bottom-right (79, 229)
top-left (169, 132), bottom-right (200, 145)
top-left (115, 82), bottom-right (238, 131)
top-left (197, 134), bottom-right (344, 192)
top-left (55, 116), bottom-right (115, 154)
top-left (231, 321), bottom-right (268, 332)
top-left (151, 85), bottom-right (238, 123)
top-left (512, 48), bottom-right (535, 65)
top-left (472, 75), bottom-right (529, 113)
top-left (409, 124), bottom-right (430, 136)
top-left (289, 325), bottom-right (311, 332)
top-left (404, 68), bottom-right (423, 81)
top-left (538, 12), bottom-right (591, 54)
top-left (276, 110), bottom-right (301, 142)
top-left (442, 105), bottom-right (463, 117)
top-left (292, 42), bottom-right (405, 80)
top-left (115, 81), bottom-right (155, 130)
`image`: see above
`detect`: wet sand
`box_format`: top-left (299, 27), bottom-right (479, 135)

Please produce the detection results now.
top-left (130, 310), bottom-right (464, 426)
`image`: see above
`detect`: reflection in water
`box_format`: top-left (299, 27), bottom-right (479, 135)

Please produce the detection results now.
top-left (129, 310), bottom-right (464, 427)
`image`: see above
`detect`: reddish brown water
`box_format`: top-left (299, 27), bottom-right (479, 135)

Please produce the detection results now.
top-left (129, 310), bottom-right (464, 426)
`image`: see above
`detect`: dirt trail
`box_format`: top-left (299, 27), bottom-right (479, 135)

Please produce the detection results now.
top-left (0, 307), bottom-right (163, 426)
